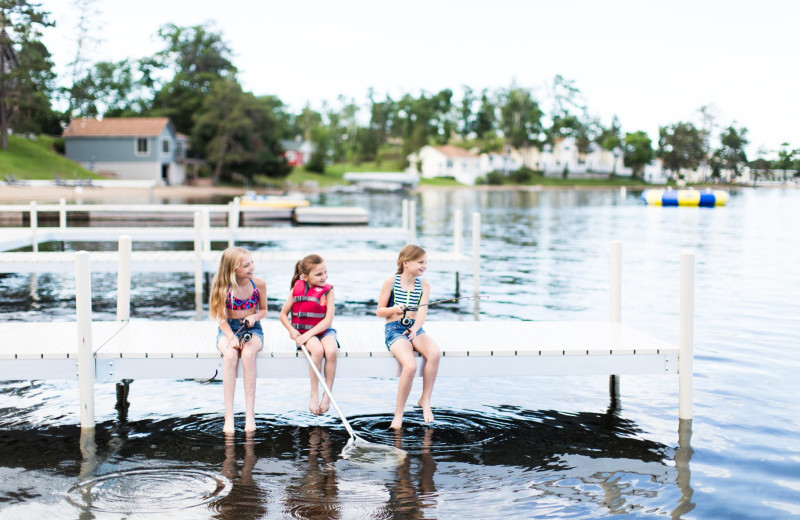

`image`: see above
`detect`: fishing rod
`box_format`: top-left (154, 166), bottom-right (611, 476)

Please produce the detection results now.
top-left (400, 295), bottom-right (487, 329)
top-left (201, 322), bottom-right (251, 384)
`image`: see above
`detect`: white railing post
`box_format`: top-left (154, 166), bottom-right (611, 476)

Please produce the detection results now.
top-left (59, 198), bottom-right (67, 230)
top-left (116, 235), bottom-right (131, 322)
top-left (194, 211), bottom-right (204, 320)
top-left (29, 201), bottom-right (38, 253)
top-left (472, 212), bottom-right (481, 297)
top-left (401, 199), bottom-right (409, 231)
top-left (228, 197), bottom-right (240, 248)
top-left (610, 240), bottom-right (622, 323)
top-left (409, 200), bottom-right (416, 244)
top-left (202, 208), bottom-right (211, 252)
top-left (75, 251), bottom-right (95, 431)
top-left (453, 209), bottom-right (463, 255)
top-left (679, 251), bottom-right (695, 420)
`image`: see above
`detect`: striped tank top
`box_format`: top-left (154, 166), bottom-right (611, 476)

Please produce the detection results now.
top-left (388, 274), bottom-right (422, 308)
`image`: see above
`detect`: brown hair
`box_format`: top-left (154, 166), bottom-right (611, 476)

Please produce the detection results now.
top-left (396, 244), bottom-right (426, 274)
top-left (291, 254), bottom-right (325, 287)
top-left (209, 247), bottom-right (251, 320)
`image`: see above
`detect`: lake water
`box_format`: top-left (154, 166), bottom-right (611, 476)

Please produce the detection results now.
top-left (1, 187), bottom-right (799, 519)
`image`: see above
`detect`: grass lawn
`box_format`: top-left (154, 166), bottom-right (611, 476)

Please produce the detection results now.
top-left (0, 135), bottom-right (97, 180)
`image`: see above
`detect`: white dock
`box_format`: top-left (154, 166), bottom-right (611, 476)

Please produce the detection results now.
top-left (0, 243), bottom-right (696, 431)
top-left (0, 319), bottom-right (677, 381)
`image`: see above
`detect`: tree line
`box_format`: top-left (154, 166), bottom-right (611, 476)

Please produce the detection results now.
top-left (1, 1), bottom-right (797, 184)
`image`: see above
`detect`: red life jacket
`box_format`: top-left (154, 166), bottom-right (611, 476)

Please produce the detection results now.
top-left (291, 279), bottom-right (332, 331)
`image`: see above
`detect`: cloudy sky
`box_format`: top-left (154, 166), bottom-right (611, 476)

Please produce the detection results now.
top-left (39, 0), bottom-right (799, 156)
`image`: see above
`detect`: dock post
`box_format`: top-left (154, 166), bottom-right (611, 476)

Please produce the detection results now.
top-left (408, 200), bottom-right (416, 244)
top-left (454, 209), bottom-right (463, 255)
top-left (117, 235), bottom-right (131, 322)
top-left (194, 211), bottom-right (204, 320)
top-left (472, 212), bottom-right (481, 297)
top-left (29, 201), bottom-right (38, 253)
top-left (202, 208), bottom-right (211, 252)
top-left (227, 199), bottom-right (239, 248)
top-left (610, 240), bottom-right (622, 403)
top-left (401, 199), bottom-right (409, 232)
top-left (75, 251), bottom-right (95, 431)
top-left (59, 198), bottom-right (67, 230)
top-left (679, 251), bottom-right (695, 420)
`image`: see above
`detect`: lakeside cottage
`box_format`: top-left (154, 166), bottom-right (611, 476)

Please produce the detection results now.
top-left (63, 117), bottom-right (188, 185)
top-left (406, 145), bottom-right (483, 185)
top-left (280, 139), bottom-right (314, 167)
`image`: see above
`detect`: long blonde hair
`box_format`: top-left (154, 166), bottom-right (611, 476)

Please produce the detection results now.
top-left (209, 246), bottom-right (251, 320)
top-left (396, 244), bottom-right (426, 274)
top-left (291, 254), bottom-right (324, 287)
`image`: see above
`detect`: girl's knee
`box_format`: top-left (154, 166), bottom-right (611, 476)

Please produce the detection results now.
top-left (400, 360), bottom-right (417, 377)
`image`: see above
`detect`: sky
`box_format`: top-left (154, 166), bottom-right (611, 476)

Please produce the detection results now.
top-left (37, 0), bottom-right (799, 156)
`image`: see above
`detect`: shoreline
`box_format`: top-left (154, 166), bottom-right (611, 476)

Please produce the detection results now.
top-left (0, 182), bottom-right (765, 204)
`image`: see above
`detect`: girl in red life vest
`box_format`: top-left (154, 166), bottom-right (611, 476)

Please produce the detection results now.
top-left (209, 247), bottom-right (267, 434)
top-left (279, 254), bottom-right (338, 415)
top-left (377, 245), bottom-right (441, 429)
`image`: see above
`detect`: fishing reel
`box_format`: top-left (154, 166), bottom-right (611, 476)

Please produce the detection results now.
top-left (239, 323), bottom-right (253, 343)
top-left (400, 307), bottom-right (415, 329)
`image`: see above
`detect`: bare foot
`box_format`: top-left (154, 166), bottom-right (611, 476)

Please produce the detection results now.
top-left (309, 394), bottom-right (321, 415)
top-left (244, 419), bottom-right (257, 432)
top-left (319, 394), bottom-right (331, 414)
top-left (418, 399), bottom-right (435, 424)
top-left (223, 417), bottom-right (235, 434)
top-left (389, 413), bottom-right (403, 429)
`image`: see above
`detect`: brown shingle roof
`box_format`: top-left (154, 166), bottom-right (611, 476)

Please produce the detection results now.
top-left (63, 117), bottom-right (171, 137)
top-left (434, 145), bottom-right (478, 158)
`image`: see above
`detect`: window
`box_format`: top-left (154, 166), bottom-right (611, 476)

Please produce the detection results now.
top-left (162, 139), bottom-right (170, 153)
top-left (136, 138), bottom-right (150, 156)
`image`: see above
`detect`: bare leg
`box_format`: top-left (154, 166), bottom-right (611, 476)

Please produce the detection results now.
top-left (389, 339), bottom-right (417, 429)
top-left (241, 338), bottom-right (260, 432)
top-left (412, 334), bottom-right (440, 424)
top-left (219, 337), bottom-right (239, 433)
top-left (319, 336), bottom-right (338, 414)
top-left (305, 338), bottom-right (324, 415)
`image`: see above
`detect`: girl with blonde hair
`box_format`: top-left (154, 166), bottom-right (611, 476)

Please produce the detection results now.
top-left (377, 244), bottom-right (441, 428)
top-left (209, 247), bottom-right (267, 433)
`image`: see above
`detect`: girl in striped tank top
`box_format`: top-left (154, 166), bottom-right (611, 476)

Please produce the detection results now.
top-left (377, 244), bottom-right (441, 429)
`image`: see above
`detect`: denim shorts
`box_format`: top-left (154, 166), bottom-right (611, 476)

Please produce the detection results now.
top-left (295, 328), bottom-right (339, 350)
top-left (384, 320), bottom-right (425, 349)
top-left (217, 318), bottom-right (264, 350)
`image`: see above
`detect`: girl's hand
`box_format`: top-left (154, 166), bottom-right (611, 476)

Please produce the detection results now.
top-left (230, 336), bottom-right (242, 350)
top-left (393, 304), bottom-right (405, 316)
top-left (295, 332), bottom-right (310, 347)
top-left (405, 328), bottom-right (418, 341)
top-left (244, 316), bottom-right (254, 327)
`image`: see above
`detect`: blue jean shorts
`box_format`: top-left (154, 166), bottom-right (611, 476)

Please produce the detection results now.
top-left (295, 328), bottom-right (339, 350)
top-left (217, 318), bottom-right (264, 350)
top-left (384, 320), bottom-right (425, 349)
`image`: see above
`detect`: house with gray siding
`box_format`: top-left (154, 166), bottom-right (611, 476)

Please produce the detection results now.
top-left (63, 117), bottom-right (188, 185)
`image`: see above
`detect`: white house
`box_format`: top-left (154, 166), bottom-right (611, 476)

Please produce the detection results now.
top-left (63, 117), bottom-right (188, 185)
top-left (406, 145), bottom-right (482, 185)
top-left (479, 150), bottom-right (524, 175)
top-left (534, 137), bottom-right (628, 176)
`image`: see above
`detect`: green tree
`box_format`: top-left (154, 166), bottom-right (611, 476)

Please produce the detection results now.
top-left (657, 122), bottom-right (707, 180)
top-left (775, 142), bottom-right (798, 181)
top-left (499, 85), bottom-right (543, 149)
top-left (193, 78), bottom-right (289, 184)
top-left (623, 131), bottom-right (654, 179)
top-left (0, 1), bottom-right (54, 147)
top-left (598, 116), bottom-right (622, 174)
top-left (458, 85), bottom-right (475, 139)
top-left (474, 89), bottom-right (496, 140)
top-left (149, 23), bottom-right (236, 133)
top-left (715, 125), bottom-right (749, 178)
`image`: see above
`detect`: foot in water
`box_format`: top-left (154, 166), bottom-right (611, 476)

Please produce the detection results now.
top-left (309, 394), bottom-right (321, 415)
top-left (223, 416), bottom-right (235, 434)
top-left (319, 394), bottom-right (331, 414)
top-left (418, 399), bottom-right (435, 424)
top-left (244, 415), bottom-right (257, 432)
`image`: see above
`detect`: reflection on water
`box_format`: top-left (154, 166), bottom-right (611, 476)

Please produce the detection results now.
top-left (0, 404), bottom-right (690, 518)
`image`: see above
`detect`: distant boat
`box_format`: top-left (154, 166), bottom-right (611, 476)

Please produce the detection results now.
top-left (642, 188), bottom-right (729, 207)
top-left (239, 193), bottom-right (310, 221)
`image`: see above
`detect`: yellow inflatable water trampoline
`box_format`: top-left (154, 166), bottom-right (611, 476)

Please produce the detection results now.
top-left (642, 188), bottom-right (729, 207)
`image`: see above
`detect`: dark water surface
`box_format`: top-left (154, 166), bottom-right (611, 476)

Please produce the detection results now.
top-left (1, 187), bottom-right (799, 518)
